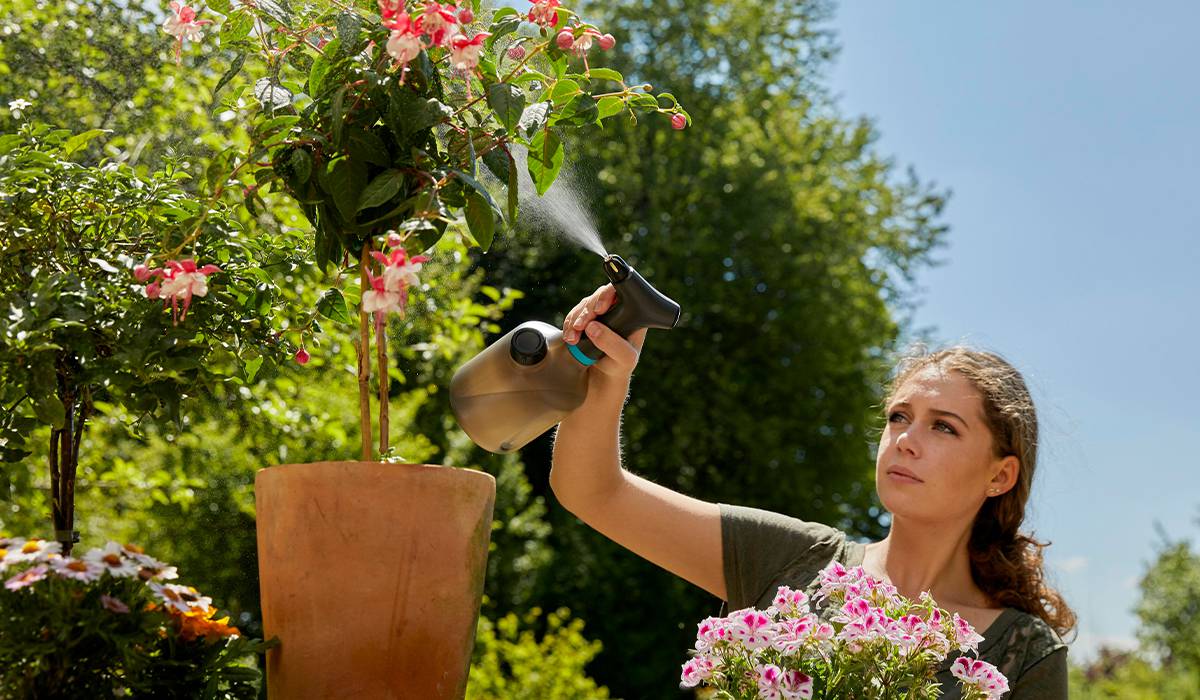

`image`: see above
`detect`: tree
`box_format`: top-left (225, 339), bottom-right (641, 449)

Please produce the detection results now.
top-left (1136, 526), bottom-right (1200, 672)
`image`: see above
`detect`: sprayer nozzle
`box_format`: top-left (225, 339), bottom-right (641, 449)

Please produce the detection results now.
top-left (603, 254), bottom-right (631, 283)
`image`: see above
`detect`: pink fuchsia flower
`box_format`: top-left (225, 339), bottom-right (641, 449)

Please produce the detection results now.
top-left (141, 259), bottom-right (220, 325)
top-left (456, 6), bottom-right (473, 23)
top-left (728, 608), bottom-right (774, 651)
top-left (385, 13), bottom-right (424, 77)
top-left (370, 247), bottom-right (429, 296)
top-left (671, 113), bottom-right (688, 130)
top-left (449, 32), bottom-right (491, 73)
top-left (679, 655), bottom-right (716, 688)
top-left (50, 557), bottom-right (104, 583)
top-left (162, 2), bottom-right (212, 64)
top-left (295, 347), bottom-right (310, 365)
top-left (417, 1), bottom-right (458, 47)
top-left (5, 564), bottom-right (48, 591)
top-left (101, 594), bottom-right (131, 614)
top-left (598, 33), bottom-right (616, 50)
top-left (527, 0), bottom-right (560, 27)
top-left (377, 0), bottom-right (406, 22)
top-left (950, 657), bottom-right (1009, 699)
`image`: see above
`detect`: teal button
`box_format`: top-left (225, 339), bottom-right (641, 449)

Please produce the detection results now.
top-left (567, 343), bottom-right (596, 366)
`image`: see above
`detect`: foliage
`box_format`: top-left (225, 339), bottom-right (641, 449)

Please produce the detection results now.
top-left (0, 537), bottom-right (272, 699)
top-left (1134, 534), bottom-right (1200, 671)
top-left (467, 606), bottom-right (609, 700)
top-left (1069, 647), bottom-right (1200, 699)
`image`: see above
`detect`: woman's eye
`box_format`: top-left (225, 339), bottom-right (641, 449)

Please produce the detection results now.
top-left (935, 421), bottom-right (957, 435)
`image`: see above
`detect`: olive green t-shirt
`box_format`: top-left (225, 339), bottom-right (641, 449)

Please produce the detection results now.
top-left (720, 504), bottom-right (1068, 700)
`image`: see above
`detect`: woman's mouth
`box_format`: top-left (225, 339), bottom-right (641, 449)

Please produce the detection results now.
top-left (886, 466), bottom-right (924, 484)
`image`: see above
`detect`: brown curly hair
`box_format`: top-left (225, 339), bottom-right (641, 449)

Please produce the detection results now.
top-left (882, 344), bottom-right (1076, 638)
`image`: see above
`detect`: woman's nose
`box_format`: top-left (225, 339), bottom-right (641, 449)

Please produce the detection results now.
top-left (895, 429), bottom-right (919, 455)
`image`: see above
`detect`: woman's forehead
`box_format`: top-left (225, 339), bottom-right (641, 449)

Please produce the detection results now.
top-left (893, 366), bottom-right (981, 407)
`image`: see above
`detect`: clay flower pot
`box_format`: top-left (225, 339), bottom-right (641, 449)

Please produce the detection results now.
top-left (255, 461), bottom-right (496, 699)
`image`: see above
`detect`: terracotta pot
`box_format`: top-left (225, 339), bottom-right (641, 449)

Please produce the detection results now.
top-left (255, 461), bottom-right (496, 699)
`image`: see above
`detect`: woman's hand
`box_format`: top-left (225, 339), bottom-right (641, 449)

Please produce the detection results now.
top-left (562, 284), bottom-right (648, 382)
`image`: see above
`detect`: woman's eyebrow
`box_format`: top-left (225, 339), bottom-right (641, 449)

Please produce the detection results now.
top-left (890, 401), bottom-right (970, 430)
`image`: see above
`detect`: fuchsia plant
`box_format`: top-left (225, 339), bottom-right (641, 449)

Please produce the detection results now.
top-left (180, 0), bottom-right (692, 460)
top-left (161, 1), bottom-right (212, 64)
top-left (681, 562), bottom-right (1009, 699)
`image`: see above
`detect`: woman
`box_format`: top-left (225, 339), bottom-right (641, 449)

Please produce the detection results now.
top-left (550, 284), bottom-right (1074, 698)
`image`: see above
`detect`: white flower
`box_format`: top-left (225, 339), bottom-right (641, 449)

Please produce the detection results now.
top-left (8, 98), bottom-right (32, 116)
top-left (84, 541), bottom-right (141, 578)
top-left (51, 556), bottom-right (104, 583)
top-left (149, 582), bottom-right (212, 614)
top-left (7, 538), bottom-right (62, 564)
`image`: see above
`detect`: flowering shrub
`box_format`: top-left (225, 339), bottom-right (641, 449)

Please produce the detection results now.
top-left (0, 536), bottom-right (273, 699)
top-left (681, 563), bottom-right (1009, 699)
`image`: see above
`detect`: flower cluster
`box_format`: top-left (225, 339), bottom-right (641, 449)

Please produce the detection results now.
top-left (363, 233), bottom-right (429, 329)
top-left (380, 0), bottom-right (492, 78)
top-left (681, 562), bottom-right (1009, 700)
top-left (134, 258), bottom-right (220, 325)
top-left (161, 1), bottom-right (212, 64)
top-left (0, 535), bottom-right (267, 696)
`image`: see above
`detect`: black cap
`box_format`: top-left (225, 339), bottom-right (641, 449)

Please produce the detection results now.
top-left (510, 327), bottom-right (548, 366)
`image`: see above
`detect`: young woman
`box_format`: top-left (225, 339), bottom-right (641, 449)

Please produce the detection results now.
top-left (550, 284), bottom-right (1074, 698)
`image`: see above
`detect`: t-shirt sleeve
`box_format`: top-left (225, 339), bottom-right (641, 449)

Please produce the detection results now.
top-left (720, 503), bottom-right (847, 610)
top-left (1009, 646), bottom-right (1067, 699)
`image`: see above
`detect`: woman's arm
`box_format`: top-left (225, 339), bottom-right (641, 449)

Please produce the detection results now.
top-left (549, 285), bottom-right (725, 600)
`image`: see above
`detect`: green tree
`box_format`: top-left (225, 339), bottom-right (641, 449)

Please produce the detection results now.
top-left (466, 0), bottom-right (949, 693)
top-left (1135, 527), bottom-right (1200, 672)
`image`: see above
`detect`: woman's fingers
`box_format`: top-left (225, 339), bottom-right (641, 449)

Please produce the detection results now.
top-left (585, 322), bottom-right (646, 376)
top-left (564, 285), bottom-right (615, 344)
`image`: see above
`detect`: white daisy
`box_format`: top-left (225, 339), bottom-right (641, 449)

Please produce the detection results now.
top-left (83, 541), bottom-right (140, 578)
top-left (8, 538), bottom-right (62, 564)
top-left (149, 582), bottom-right (212, 614)
top-left (50, 556), bottom-right (104, 583)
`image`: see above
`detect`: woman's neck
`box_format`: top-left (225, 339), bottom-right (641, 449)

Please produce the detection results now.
top-left (863, 516), bottom-right (993, 609)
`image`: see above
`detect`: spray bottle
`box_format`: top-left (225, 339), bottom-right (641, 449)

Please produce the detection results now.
top-left (450, 254), bottom-right (680, 453)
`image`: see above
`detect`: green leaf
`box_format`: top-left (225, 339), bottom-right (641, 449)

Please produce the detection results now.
top-left (254, 78), bottom-right (293, 112)
top-left (62, 129), bottom-right (110, 156)
top-left (597, 95), bottom-right (624, 121)
top-left (527, 129), bottom-right (563, 196)
top-left (549, 79), bottom-right (580, 106)
top-left (308, 55), bottom-right (332, 98)
top-left (336, 12), bottom-right (363, 51)
top-left (347, 129), bottom-right (391, 167)
top-left (517, 101), bottom-right (550, 139)
top-left (465, 191), bottom-right (496, 251)
top-left (486, 17), bottom-right (522, 51)
top-left (320, 158), bottom-right (368, 221)
top-left (332, 84), bottom-right (349, 146)
top-left (587, 68), bottom-right (624, 83)
top-left (316, 288), bottom-right (352, 324)
top-left (220, 10), bottom-right (254, 45)
top-left (244, 355), bottom-right (264, 383)
top-left (482, 148), bottom-right (510, 184)
top-left (33, 395), bottom-right (65, 429)
top-left (213, 53), bottom-right (247, 101)
top-left (452, 169), bottom-right (502, 218)
top-left (288, 148), bottom-right (312, 185)
top-left (357, 170), bottom-right (405, 213)
top-left (506, 151), bottom-right (518, 222)
top-left (629, 93), bottom-right (658, 110)
top-left (486, 83), bottom-right (525, 134)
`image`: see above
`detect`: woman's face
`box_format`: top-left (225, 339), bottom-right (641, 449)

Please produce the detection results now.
top-left (875, 365), bottom-right (1014, 524)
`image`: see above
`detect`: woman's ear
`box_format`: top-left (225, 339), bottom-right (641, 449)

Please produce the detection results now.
top-left (988, 455), bottom-right (1020, 495)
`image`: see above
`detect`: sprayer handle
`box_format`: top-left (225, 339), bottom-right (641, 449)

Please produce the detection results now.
top-left (571, 270), bottom-right (680, 364)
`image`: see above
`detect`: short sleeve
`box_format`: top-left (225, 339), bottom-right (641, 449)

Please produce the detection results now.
top-left (1009, 646), bottom-right (1067, 699)
top-left (720, 503), bottom-right (847, 610)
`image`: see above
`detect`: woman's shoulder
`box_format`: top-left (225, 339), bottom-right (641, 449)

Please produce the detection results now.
top-left (981, 608), bottom-right (1068, 674)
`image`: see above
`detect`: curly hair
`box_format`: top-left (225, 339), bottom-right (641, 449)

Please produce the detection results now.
top-left (882, 344), bottom-right (1076, 638)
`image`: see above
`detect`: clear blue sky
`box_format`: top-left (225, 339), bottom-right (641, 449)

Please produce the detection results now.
top-left (826, 1), bottom-right (1200, 661)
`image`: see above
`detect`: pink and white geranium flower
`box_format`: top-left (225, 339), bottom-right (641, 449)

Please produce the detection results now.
top-left (679, 654), bottom-right (716, 688)
top-left (951, 657), bottom-right (1010, 699)
top-left (729, 608), bottom-right (774, 650)
top-left (162, 1), bottom-right (212, 64)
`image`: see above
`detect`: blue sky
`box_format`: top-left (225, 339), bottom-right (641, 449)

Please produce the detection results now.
top-left (826, 1), bottom-right (1200, 661)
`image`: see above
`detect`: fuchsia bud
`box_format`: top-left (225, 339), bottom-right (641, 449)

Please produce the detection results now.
top-left (133, 264), bottom-right (151, 282)
top-left (598, 33), bottom-right (616, 50)
top-left (457, 6), bottom-right (473, 23)
top-left (146, 282), bottom-right (161, 299)
top-left (556, 29), bottom-right (574, 51)
top-left (295, 347), bottom-right (310, 365)
top-left (507, 44), bottom-right (526, 60)
top-left (386, 232), bottom-right (403, 249)
top-left (671, 113), bottom-right (688, 130)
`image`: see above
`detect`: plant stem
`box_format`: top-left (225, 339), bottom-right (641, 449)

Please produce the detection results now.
top-left (376, 314), bottom-right (389, 456)
top-left (357, 243), bottom-right (373, 461)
